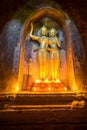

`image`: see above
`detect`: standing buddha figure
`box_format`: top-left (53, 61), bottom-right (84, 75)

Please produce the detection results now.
top-left (29, 23), bottom-right (49, 81)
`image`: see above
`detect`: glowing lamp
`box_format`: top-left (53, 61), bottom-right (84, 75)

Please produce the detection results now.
top-left (34, 87), bottom-right (37, 91)
top-left (35, 79), bottom-right (40, 83)
top-left (48, 87), bottom-right (51, 91)
top-left (44, 78), bottom-right (49, 83)
top-left (54, 79), bottom-right (61, 83)
top-left (64, 87), bottom-right (67, 91)
top-left (14, 83), bottom-right (19, 93)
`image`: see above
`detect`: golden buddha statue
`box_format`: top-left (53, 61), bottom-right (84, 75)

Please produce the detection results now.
top-left (29, 23), bottom-right (49, 81)
top-left (48, 28), bottom-right (61, 80)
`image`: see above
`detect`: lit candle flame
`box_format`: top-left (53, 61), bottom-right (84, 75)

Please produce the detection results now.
top-left (48, 87), bottom-right (51, 91)
top-left (64, 87), bottom-right (67, 91)
top-left (34, 87), bottom-right (36, 91)
top-left (35, 79), bottom-right (40, 83)
top-left (54, 79), bottom-right (61, 83)
top-left (14, 83), bottom-right (19, 93)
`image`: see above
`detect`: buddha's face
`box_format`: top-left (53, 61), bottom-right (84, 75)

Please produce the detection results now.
top-left (49, 28), bottom-right (56, 37)
top-left (40, 26), bottom-right (47, 36)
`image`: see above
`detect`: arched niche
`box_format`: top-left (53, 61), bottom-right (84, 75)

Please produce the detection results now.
top-left (18, 7), bottom-right (83, 91)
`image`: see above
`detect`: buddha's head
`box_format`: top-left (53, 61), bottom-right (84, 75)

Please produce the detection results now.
top-left (40, 26), bottom-right (47, 36)
top-left (49, 28), bottom-right (56, 37)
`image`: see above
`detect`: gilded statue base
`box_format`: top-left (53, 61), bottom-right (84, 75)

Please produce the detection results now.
top-left (26, 76), bottom-right (68, 92)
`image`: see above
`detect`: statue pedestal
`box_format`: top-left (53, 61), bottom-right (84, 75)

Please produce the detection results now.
top-left (26, 76), bottom-right (67, 92)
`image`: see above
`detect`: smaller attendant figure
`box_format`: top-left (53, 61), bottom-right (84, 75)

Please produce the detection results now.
top-left (48, 28), bottom-right (61, 80)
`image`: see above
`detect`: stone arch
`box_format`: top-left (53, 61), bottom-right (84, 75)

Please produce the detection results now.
top-left (18, 7), bottom-right (79, 91)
